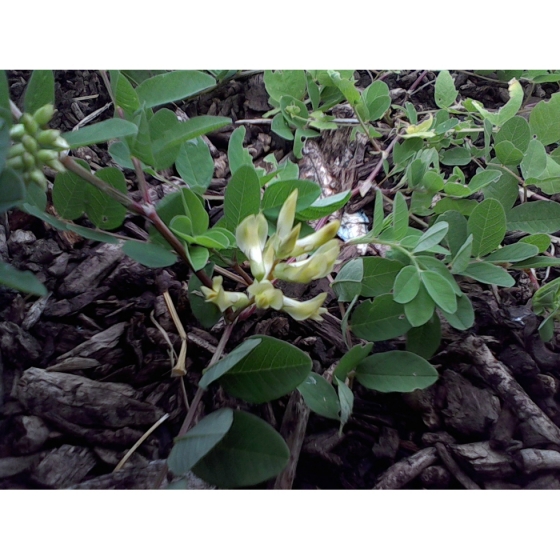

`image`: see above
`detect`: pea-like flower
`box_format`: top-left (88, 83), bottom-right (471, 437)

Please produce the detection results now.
top-left (273, 239), bottom-right (340, 283)
top-left (200, 276), bottom-right (249, 312)
top-left (202, 188), bottom-right (340, 322)
top-left (281, 293), bottom-right (328, 322)
top-left (247, 280), bottom-right (284, 310)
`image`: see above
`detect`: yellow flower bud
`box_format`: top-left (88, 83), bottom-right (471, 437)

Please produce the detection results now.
top-left (248, 280), bottom-right (284, 310)
top-left (22, 135), bottom-right (38, 154)
top-left (200, 276), bottom-right (249, 312)
top-left (22, 152), bottom-right (36, 170)
top-left (7, 156), bottom-right (25, 170)
top-left (29, 169), bottom-right (47, 190)
top-left (281, 292), bottom-right (328, 321)
top-left (276, 189), bottom-right (298, 241)
top-left (21, 114), bottom-right (39, 136)
top-left (291, 219), bottom-right (340, 257)
top-left (37, 149), bottom-right (59, 163)
top-left (271, 222), bottom-right (301, 260)
top-left (10, 123), bottom-right (26, 140)
top-left (273, 239), bottom-right (340, 283)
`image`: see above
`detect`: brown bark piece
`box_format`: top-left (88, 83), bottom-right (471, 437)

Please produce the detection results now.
top-left (30, 444), bottom-right (97, 488)
top-left (449, 441), bottom-right (515, 479)
top-left (440, 370), bottom-right (500, 438)
top-left (461, 336), bottom-right (560, 447)
top-left (57, 243), bottom-right (122, 297)
top-left (16, 368), bottom-right (163, 429)
top-left (55, 322), bottom-right (126, 361)
top-left (374, 447), bottom-right (438, 489)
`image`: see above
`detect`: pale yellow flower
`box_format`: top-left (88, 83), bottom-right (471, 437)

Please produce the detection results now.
top-left (281, 293), bottom-right (328, 321)
top-left (248, 280), bottom-right (284, 310)
top-left (200, 276), bottom-right (249, 312)
top-left (274, 239), bottom-right (340, 283)
top-left (236, 213), bottom-right (270, 280)
top-left (291, 219), bottom-right (340, 257)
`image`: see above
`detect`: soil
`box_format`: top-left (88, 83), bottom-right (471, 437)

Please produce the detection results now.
top-left (2, 70), bottom-right (560, 490)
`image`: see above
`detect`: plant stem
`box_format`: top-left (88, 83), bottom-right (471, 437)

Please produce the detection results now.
top-left (132, 156), bottom-right (153, 205)
top-left (177, 320), bottom-right (235, 437)
top-left (60, 155), bottom-right (213, 289)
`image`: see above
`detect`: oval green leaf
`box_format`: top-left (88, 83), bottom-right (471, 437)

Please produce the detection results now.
top-left (355, 350), bottom-right (439, 393)
top-left (298, 373), bottom-right (340, 420)
top-left (122, 240), bottom-right (177, 268)
top-left (351, 294), bottom-right (411, 341)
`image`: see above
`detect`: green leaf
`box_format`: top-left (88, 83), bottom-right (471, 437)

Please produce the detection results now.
top-left (355, 350), bottom-right (438, 393)
top-left (483, 166), bottom-right (519, 210)
top-left (510, 256), bottom-right (560, 269)
top-left (441, 147), bottom-right (471, 166)
top-left (532, 277), bottom-right (560, 315)
top-left (122, 240), bottom-right (177, 268)
top-left (416, 255), bottom-right (462, 295)
top-left (223, 165), bottom-right (261, 231)
top-left (168, 408), bottom-right (233, 476)
top-left (175, 138), bottom-right (214, 194)
top-left (334, 342), bottom-right (374, 382)
top-left (264, 70), bottom-right (307, 104)
top-left (351, 294), bottom-right (411, 342)
top-left (450, 234), bottom-right (473, 274)
top-left (495, 115), bottom-right (530, 152)
top-left (136, 71), bottom-right (215, 108)
top-left (465, 170), bottom-right (502, 196)
top-left (495, 141), bottom-right (524, 166)
top-left (529, 93), bottom-right (560, 146)
top-left (51, 159), bottom-right (90, 219)
top-left (0, 168), bottom-right (25, 213)
top-left (192, 409), bottom-right (289, 488)
top-left (462, 261), bottom-right (515, 287)
top-left (433, 198), bottom-right (478, 216)
top-left (471, 78), bottom-right (523, 127)
top-left (22, 203), bottom-right (68, 231)
top-left (507, 201), bottom-right (560, 233)
top-left (86, 168), bottom-right (127, 230)
top-left (372, 191), bottom-right (385, 236)
top-left (151, 116), bottom-right (231, 156)
top-left (363, 81), bottom-right (391, 121)
top-left (23, 71), bottom-right (54, 114)
top-left (262, 179), bottom-right (320, 219)
top-left (199, 338), bottom-right (262, 389)
top-left (296, 190), bottom-right (351, 221)
top-left (63, 119), bottom-right (138, 149)
top-left (0, 261), bottom-right (47, 296)
top-left (337, 381), bottom-right (354, 430)
top-left (406, 313), bottom-right (441, 359)
top-left (149, 108), bottom-right (182, 170)
top-left (218, 335), bottom-right (312, 404)
top-left (184, 245), bottom-right (209, 271)
top-left (0, 72), bottom-right (10, 113)
top-left (129, 109), bottom-right (155, 167)
top-left (298, 373), bottom-right (340, 420)
top-left (435, 210), bottom-right (468, 256)
top-left (392, 191), bottom-right (409, 240)
top-left (441, 294), bottom-right (475, 330)
top-left (393, 265), bottom-right (421, 304)
top-left (113, 71), bottom-right (140, 117)
top-left (188, 264), bottom-right (222, 328)
top-left (270, 114), bottom-right (294, 140)
top-left (421, 270), bottom-right (457, 313)
top-left (66, 224), bottom-right (120, 244)
top-left (467, 198), bottom-right (506, 257)
top-left (193, 230), bottom-right (231, 249)
top-left (413, 221), bottom-right (449, 254)
top-left (228, 126), bottom-right (253, 175)
top-left (520, 138), bottom-right (547, 182)
top-left (332, 258), bottom-right (363, 302)
top-left (404, 283), bottom-right (436, 327)
top-left (519, 233), bottom-right (551, 253)
top-left (361, 257), bottom-right (404, 297)
top-left (482, 243), bottom-right (538, 263)
top-left (0, 109), bottom-right (11, 176)
top-left (435, 71), bottom-right (458, 109)
top-left (180, 187), bottom-right (208, 236)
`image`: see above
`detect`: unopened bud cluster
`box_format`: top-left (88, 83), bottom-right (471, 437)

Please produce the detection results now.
top-left (202, 189), bottom-right (341, 322)
top-left (7, 104), bottom-right (69, 190)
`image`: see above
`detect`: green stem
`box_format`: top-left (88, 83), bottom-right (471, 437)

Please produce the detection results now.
top-left (60, 155), bottom-right (213, 289)
top-left (177, 320), bottom-right (235, 437)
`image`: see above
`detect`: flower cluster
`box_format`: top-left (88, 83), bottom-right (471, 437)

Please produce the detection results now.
top-left (201, 189), bottom-right (340, 321)
top-left (6, 104), bottom-right (69, 190)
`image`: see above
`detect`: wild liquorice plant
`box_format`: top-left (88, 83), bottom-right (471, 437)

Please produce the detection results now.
top-left (3, 69), bottom-right (560, 487)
